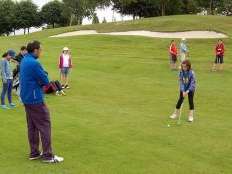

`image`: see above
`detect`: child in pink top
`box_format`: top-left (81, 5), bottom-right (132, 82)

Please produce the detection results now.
top-left (59, 47), bottom-right (72, 89)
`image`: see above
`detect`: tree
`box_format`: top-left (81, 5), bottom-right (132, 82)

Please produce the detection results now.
top-left (92, 13), bottom-right (100, 24)
top-left (158, 0), bottom-right (170, 16)
top-left (63, 0), bottom-right (95, 25)
top-left (102, 17), bottom-right (107, 23)
top-left (41, 0), bottom-right (69, 28)
top-left (14, 0), bottom-right (40, 34)
top-left (181, 0), bottom-right (198, 14)
top-left (217, 0), bottom-right (232, 15)
top-left (63, 0), bottom-right (111, 25)
top-left (0, 0), bottom-right (17, 35)
top-left (195, 0), bottom-right (223, 14)
top-left (112, 0), bottom-right (160, 19)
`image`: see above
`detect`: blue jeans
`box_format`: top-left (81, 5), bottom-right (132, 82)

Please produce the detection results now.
top-left (60, 67), bottom-right (70, 77)
top-left (1, 79), bottom-right (13, 105)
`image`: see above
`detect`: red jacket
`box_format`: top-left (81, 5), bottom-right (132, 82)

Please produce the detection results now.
top-left (169, 43), bottom-right (178, 56)
top-left (59, 54), bottom-right (72, 68)
top-left (215, 43), bottom-right (225, 56)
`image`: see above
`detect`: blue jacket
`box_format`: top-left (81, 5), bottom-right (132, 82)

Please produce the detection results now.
top-left (0, 59), bottom-right (13, 82)
top-left (179, 70), bottom-right (196, 92)
top-left (20, 53), bottom-right (49, 104)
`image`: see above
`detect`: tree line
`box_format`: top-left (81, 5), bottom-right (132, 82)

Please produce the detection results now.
top-left (0, 0), bottom-right (231, 36)
top-left (113, 0), bottom-right (232, 18)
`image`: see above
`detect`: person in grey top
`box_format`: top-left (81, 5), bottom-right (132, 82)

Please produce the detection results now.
top-left (0, 50), bottom-right (16, 109)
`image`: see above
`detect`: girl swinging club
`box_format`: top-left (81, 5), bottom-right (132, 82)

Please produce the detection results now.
top-left (170, 60), bottom-right (196, 122)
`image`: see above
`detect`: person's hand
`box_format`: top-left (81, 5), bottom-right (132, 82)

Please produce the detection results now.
top-left (3, 78), bottom-right (7, 84)
top-left (183, 92), bottom-right (188, 97)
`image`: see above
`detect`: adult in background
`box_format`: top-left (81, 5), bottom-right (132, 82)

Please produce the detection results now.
top-left (13, 46), bottom-right (27, 64)
top-left (20, 41), bottom-right (64, 163)
top-left (179, 38), bottom-right (189, 63)
top-left (12, 46), bottom-right (27, 98)
top-left (169, 40), bottom-right (178, 70)
top-left (212, 39), bottom-right (225, 71)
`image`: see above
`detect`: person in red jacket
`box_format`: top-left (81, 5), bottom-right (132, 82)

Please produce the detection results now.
top-left (59, 47), bottom-right (72, 89)
top-left (212, 39), bottom-right (225, 71)
top-left (169, 40), bottom-right (178, 70)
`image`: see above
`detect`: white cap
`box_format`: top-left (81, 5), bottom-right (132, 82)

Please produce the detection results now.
top-left (63, 47), bottom-right (69, 51)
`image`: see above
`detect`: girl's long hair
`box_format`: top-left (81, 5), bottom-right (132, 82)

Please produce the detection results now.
top-left (181, 59), bottom-right (191, 71)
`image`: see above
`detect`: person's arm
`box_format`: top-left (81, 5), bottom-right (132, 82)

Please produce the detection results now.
top-left (58, 56), bottom-right (62, 69)
top-left (186, 71), bottom-right (196, 93)
top-left (169, 45), bottom-right (173, 54)
top-left (1, 60), bottom-right (7, 83)
top-left (222, 44), bottom-right (225, 55)
top-left (179, 72), bottom-right (185, 92)
top-left (33, 62), bottom-right (49, 87)
top-left (69, 55), bottom-right (72, 68)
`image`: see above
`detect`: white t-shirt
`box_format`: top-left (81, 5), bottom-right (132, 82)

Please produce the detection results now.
top-left (62, 54), bottom-right (70, 67)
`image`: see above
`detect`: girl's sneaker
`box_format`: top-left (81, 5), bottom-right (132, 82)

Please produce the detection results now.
top-left (61, 85), bottom-right (65, 89)
top-left (55, 91), bottom-right (61, 96)
top-left (9, 103), bottom-right (16, 108)
top-left (65, 85), bottom-right (70, 89)
top-left (188, 110), bottom-right (194, 122)
top-left (170, 113), bottom-right (178, 119)
top-left (188, 116), bottom-right (194, 122)
top-left (170, 109), bottom-right (180, 119)
top-left (1, 105), bottom-right (10, 109)
top-left (60, 90), bottom-right (66, 96)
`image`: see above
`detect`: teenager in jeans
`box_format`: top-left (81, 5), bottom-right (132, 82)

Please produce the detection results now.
top-left (1, 50), bottom-right (16, 109)
top-left (20, 41), bottom-right (64, 163)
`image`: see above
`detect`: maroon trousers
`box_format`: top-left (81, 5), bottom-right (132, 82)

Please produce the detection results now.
top-left (24, 103), bottom-right (53, 160)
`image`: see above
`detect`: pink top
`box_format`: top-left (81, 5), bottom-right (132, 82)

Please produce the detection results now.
top-left (59, 54), bottom-right (72, 68)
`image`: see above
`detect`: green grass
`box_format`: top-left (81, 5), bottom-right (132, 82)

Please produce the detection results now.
top-left (0, 15), bottom-right (232, 174)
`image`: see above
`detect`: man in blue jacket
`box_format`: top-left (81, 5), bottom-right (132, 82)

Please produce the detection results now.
top-left (20, 41), bottom-right (64, 163)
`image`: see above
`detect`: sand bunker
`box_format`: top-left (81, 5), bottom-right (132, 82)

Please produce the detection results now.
top-left (51, 30), bottom-right (227, 39)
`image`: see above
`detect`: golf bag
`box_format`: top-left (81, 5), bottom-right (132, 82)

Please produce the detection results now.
top-left (13, 66), bottom-right (20, 93)
top-left (43, 80), bottom-right (63, 94)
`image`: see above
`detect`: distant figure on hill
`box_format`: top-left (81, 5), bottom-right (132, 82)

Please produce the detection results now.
top-left (169, 40), bottom-right (178, 70)
top-left (212, 39), bottom-right (225, 72)
top-left (179, 38), bottom-right (189, 63)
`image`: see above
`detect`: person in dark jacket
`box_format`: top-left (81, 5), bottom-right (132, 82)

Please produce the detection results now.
top-left (12, 46), bottom-right (27, 99)
top-left (170, 60), bottom-right (196, 122)
top-left (20, 41), bottom-right (64, 163)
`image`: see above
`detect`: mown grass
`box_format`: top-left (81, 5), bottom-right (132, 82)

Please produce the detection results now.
top-left (0, 15), bottom-right (231, 174)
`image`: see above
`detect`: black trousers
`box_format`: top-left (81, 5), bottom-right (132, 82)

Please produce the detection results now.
top-left (176, 91), bottom-right (194, 110)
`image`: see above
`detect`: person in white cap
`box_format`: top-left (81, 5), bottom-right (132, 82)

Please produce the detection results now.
top-left (58, 47), bottom-right (72, 89)
top-left (179, 38), bottom-right (189, 63)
